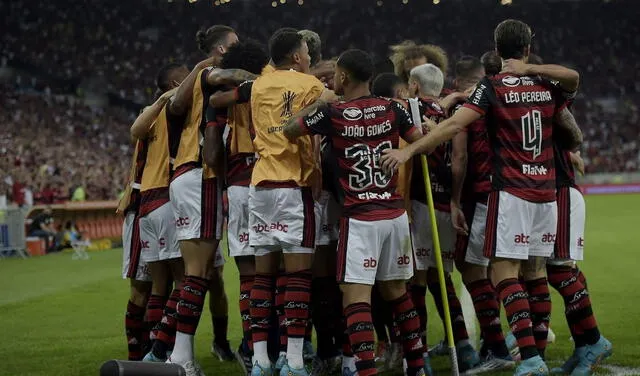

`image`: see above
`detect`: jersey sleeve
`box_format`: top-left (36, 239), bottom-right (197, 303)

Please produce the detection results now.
top-left (234, 81), bottom-right (253, 104)
top-left (301, 76), bottom-right (326, 107)
top-left (391, 100), bottom-right (416, 138)
top-left (463, 77), bottom-right (495, 115)
top-left (298, 103), bottom-right (332, 136)
top-left (546, 79), bottom-right (576, 113)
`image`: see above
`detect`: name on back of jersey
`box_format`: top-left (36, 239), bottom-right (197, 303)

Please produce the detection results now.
top-left (505, 90), bottom-right (553, 104)
top-left (341, 120), bottom-right (392, 137)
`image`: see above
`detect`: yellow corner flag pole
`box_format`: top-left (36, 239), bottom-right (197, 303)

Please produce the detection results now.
top-left (420, 154), bottom-right (460, 376)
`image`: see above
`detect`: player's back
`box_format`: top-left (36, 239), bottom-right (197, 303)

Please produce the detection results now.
top-left (225, 102), bottom-right (255, 187)
top-left (321, 96), bottom-right (414, 221)
top-left (250, 69), bottom-right (324, 187)
top-left (468, 73), bottom-right (567, 202)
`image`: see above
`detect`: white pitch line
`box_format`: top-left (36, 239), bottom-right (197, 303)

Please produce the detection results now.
top-left (598, 365), bottom-right (640, 376)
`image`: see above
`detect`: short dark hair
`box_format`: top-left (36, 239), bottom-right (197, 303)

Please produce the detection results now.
top-left (299, 30), bottom-right (322, 67)
top-left (455, 56), bottom-right (483, 80)
top-left (221, 39), bottom-right (269, 74)
top-left (481, 51), bottom-right (502, 76)
top-left (196, 25), bottom-right (235, 54)
top-left (337, 49), bottom-right (374, 83)
top-left (494, 19), bottom-right (532, 59)
top-left (156, 63), bottom-right (184, 92)
top-left (372, 73), bottom-right (402, 98)
top-left (528, 53), bottom-right (544, 65)
top-left (269, 29), bottom-right (303, 66)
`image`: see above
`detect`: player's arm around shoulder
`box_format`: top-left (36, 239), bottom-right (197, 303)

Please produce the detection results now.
top-left (130, 89), bottom-right (175, 139)
top-left (283, 99), bottom-right (331, 140)
top-left (207, 68), bottom-right (258, 86)
top-left (169, 57), bottom-right (215, 115)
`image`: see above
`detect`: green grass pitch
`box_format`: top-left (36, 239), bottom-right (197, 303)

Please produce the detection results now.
top-left (1, 194), bottom-right (639, 376)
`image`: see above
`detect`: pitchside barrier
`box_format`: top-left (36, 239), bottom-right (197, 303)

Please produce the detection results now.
top-left (0, 207), bottom-right (28, 258)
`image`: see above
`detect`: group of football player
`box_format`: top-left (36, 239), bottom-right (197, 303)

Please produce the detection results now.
top-left (116, 18), bottom-right (612, 376)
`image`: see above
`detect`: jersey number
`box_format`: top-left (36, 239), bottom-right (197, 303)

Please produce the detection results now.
top-left (521, 110), bottom-right (543, 159)
top-left (345, 141), bottom-right (392, 191)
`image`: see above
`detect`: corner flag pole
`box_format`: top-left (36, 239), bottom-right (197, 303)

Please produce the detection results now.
top-left (420, 154), bottom-right (460, 376)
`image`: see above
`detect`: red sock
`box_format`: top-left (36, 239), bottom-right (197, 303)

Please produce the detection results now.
top-left (145, 294), bottom-right (166, 341)
top-left (125, 300), bottom-right (146, 360)
top-left (496, 278), bottom-right (538, 360)
top-left (285, 270), bottom-right (312, 340)
top-left (574, 267), bottom-right (588, 291)
top-left (466, 279), bottom-right (508, 357)
top-left (548, 265), bottom-right (600, 346)
top-left (275, 274), bottom-right (288, 352)
top-left (445, 275), bottom-right (469, 343)
top-left (176, 276), bottom-right (208, 335)
top-left (390, 293), bottom-right (426, 376)
top-left (240, 276), bottom-right (254, 350)
top-left (154, 286), bottom-right (181, 357)
top-left (345, 303), bottom-right (377, 376)
top-left (525, 278), bottom-right (552, 357)
top-left (409, 284), bottom-right (428, 348)
top-left (251, 274), bottom-right (274, 344)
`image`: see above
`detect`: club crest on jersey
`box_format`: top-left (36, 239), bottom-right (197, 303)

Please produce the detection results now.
top-left (343, 107), bottom-right (363, 121)
top-left (281, 91), bottom-right (296, 118)
top-left (502, 76), bottom-right (521, 87)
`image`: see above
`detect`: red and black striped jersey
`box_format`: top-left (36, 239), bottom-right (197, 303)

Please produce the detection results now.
top-left (464, 74), bottom-right (573, 203)
top-left (453, 100), bottom-right (493, 202)
top-left (409, 98), bottom-right (450, 211)
top-left (297, 96), bottom-right (417, 221)
top-left (553, 142), bottom-right (576, 189)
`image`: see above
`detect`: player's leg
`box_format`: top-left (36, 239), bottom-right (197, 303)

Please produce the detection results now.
top-left (337, 216), bottom-right (381, 376)
top-left (547, 187), bottom-right (611, 375)
top-left (248, 185), bottom-right (284, 373)
top-left (408, 200), bottom-right (431, 367)
top-left (456, 200), bottom-right (513, 374)
top-left (168, 170), bottom-right (220, 371)
top-left (209, 260), bottom-right (234, 361)
top-left (377, 212), bottom-right (426, 376)
top-left (485, 191), bottom-right (546, 374)
top-left (122, 212), bottom-right (152, 360)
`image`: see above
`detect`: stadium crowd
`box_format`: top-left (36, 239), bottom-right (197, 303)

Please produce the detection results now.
top-left (1, 0), bottom-right (638, 204)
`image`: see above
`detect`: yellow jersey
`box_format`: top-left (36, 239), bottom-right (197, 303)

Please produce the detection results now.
top-left (235, 69), bottom-right (324, 187)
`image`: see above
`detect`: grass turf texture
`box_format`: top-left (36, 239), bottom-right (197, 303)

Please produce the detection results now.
top-left (0, 194), bottom-right (639, 376)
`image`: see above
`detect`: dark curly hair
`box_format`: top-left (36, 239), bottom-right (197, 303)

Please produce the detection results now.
top-left (220, 39), bottom-right (269, 74)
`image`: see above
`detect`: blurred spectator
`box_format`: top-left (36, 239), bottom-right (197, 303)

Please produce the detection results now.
top-left (28, 206), bottom-right (57, 253)
top-left (61, 220), bottom-right (82, 249)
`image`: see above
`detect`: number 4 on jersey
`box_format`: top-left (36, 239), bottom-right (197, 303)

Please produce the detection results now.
top-left (521, 110), bottom-right (543, 159)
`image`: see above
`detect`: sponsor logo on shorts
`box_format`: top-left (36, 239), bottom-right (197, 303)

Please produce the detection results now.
top-left (397, 255), bottom-right (411, 266)
top-left (415, 248), bottom-right (430, 257)
top-left (363, 257), bottom-right (377, 268)
top-left (514, 233), bottom-right (530, 245)
top-left (159, 238), bottom-right (166, 247)
top-left (253, 222), bottom-right (289, 234)
top-left (176, 217), bottom-right (190, 227)
top-left (577, 237), bottom-right (584, 247)
top-left (322, 224), bottom-right (335, 233)
top-left (239, 232), bottom-right (249, 243)
top-left (541, 232), bottom-right (556, 244)
top-left (140, 240), bottom-right (151, 249)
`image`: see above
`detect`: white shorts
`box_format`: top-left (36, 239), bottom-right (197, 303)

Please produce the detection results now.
top-left (139, 202), bottom-right (181, 263)
top-left (484, 191), bottom-right (557, 260)
top-left (169, 168), bottom-right (223, 241)
top-left (227, 185), bottom-right (252, 257)
top-left (249, 185), bottom-right (316, 254)
top-left (549, 187), bottom-right (585, 265)
top-left (410, 201), bottom-right (455, 272)
top-left (315, 190), bottom-right (340, 246)
top-left (121, 212), bottom-right (151, 281)
top-left (464, 202), bottom-right (490, 267)
top-left (337, 212), bottom-right (414, 285)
